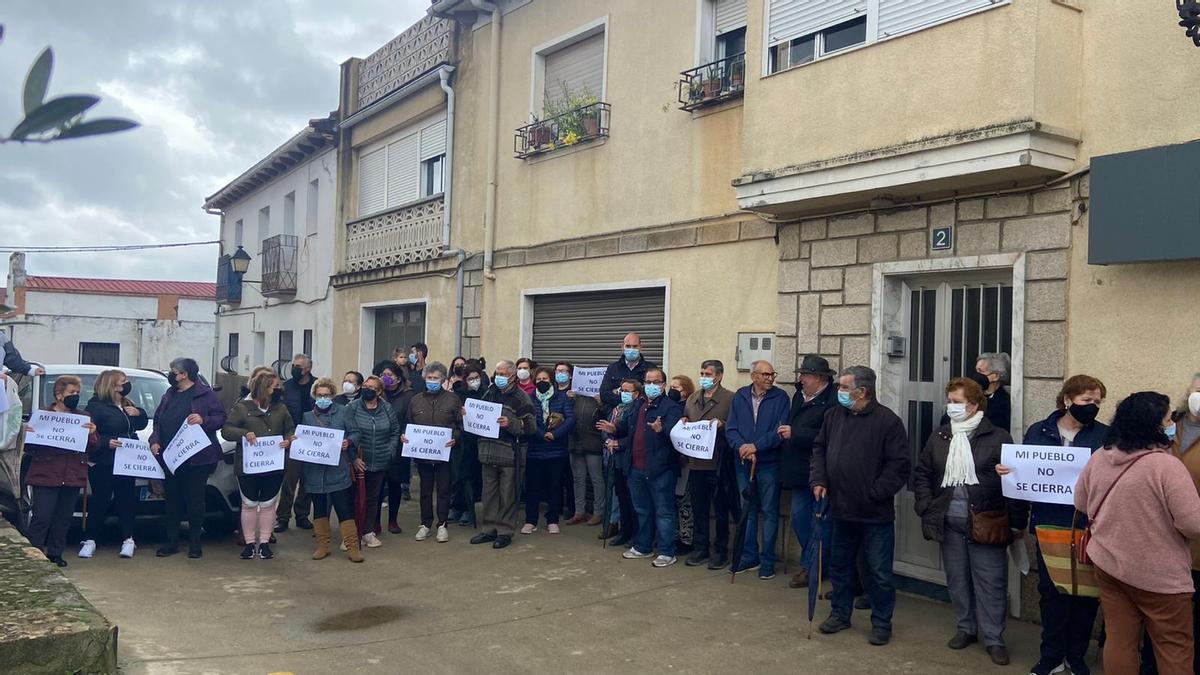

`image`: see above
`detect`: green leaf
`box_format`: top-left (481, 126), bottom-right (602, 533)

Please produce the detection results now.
top-left (10, 94), bottom-right (99, 140)
top-left (23, 47), bottom-right (53, 115)
top-left (54, 117), bottom-right (139, 139)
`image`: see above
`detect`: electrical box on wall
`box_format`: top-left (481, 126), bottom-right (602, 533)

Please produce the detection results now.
top-left (736, 332), bottom-right (774, 371)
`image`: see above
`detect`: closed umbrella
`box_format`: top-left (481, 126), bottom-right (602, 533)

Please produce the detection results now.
top-left (729, 456), bottom-right (758, 585)
top-left (352, 444), bottom-right (368, 537)
top-left (807, 496), bottom-right (829, 638)
top-left (600, 450), bottom-right (614, 548)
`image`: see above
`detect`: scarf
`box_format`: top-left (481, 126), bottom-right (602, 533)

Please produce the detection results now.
top-left (536, 387), bottom-right (554, 422)
top-left (941, 410), bottom-right (983, 488)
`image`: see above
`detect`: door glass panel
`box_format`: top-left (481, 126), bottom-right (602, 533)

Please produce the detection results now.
top-left (920, 289), bottom-right (937, 383)
top-left (950, 288), bottom-right (964, 377)
top-left (982, 286), bottom-right (999, 353)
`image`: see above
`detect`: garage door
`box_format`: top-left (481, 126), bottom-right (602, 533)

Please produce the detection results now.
top-left (531, 288), bottom-right (665, 368)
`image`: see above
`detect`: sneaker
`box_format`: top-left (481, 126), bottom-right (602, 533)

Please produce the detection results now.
top-left (707, 554), bottom-right (729, 570)
top-left (339, 539), bottom-right (348, 551)
top-left (257, 543), bottom-right (273, 560)
top-left (622, 547), bottom-right (653, 559)
top-left (449, 509), bottom-right (462, 522)
top-left (119, 538), bottom-right (136, 559)
top-left (415, 525), bottom-right (431, 541)
top-left (78, 539), bottom-right (96, 558)
top-left (274, 518), bottom-right (289, 533)
top-left (547, 523), bottom-right (560, 534)
top-left (240, 544), bottom-right (256, 560)
top-left (362, 532), bottom-right (383, 548)
top-left (651, 555), bottom-right (677, 568)
top-left (458, 512), bottom-right (473, 526)
top-left (520, 523), bottom-right (536, 535)
top-left (436, 525), bottom-right (449, 543)
top-left (758, 569), bottom-right (777, 581)
top-left (819, 616), bottom-right (852, 634)
top-left (868, 628), bottom-right (891, 646)
top-left (732, 561), bottom-right (760, 575)
top-left (685, 551), bottom-right (710, 567)
top-left (1030, 658), bottom-right (1066, 675)
top-left (1064, 660), bottom-right (1088, 675)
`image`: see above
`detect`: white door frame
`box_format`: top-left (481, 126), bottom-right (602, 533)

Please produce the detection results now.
top-left (358, 297), bottom-right (428, 375)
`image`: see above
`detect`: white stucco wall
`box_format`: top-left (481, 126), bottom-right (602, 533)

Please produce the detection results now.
top-left (25, 291), bottom-right (158, 320)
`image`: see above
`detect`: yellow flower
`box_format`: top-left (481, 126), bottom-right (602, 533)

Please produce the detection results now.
top-left (563, 131), bottom-right (579, 146)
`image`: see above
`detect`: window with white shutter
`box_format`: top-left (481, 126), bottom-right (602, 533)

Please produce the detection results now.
top-left (715, 0), bottom-right (748, 36)
top-left (420, 119), bottom-right (447, 161)
top-left (767, 0), bottom-right (866, 47)
top-left (877, 0), bottom-right (1001, 40)
top-left (357, 147), bottom-right (387, 216)
top-left (356, 113), bottom-right (448, 217)
top-left (385, 133), bottom-right (420, 207)
top-left (543, 32), bottom-right (605, 109)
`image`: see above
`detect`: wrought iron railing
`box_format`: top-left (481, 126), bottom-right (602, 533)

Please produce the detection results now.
top-left (261, 234), bottom-right (298, 296)
top-left (345, 195), bottom-right (444, 272)
top-left (219, 354), bottom-right (239, 375)
top-left (677, 53), bottom-right (746, 112)
top-left (514, 101), bottom-right (611, 159)
top-left (215, 254), bottom-right (242, 305)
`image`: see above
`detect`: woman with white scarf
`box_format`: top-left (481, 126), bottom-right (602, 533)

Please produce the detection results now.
top-left (913, 377), bottom-right (1027, 667)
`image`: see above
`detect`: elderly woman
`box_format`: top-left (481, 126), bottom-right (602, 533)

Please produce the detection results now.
top-left (300, 377), bottom-right (361, 562)
top-left (562, 362), bottom-right (606, 527)
top-left (375, 360), bottom-right (414, 536)
top-left (914, 377), bottom-right (1024, 666)
top-left (81, 369), bottom-right (148, 559)
top-left (1076, 391), bottom-right (1200, 675)
top-left (344, 375), bottom-right (400, 549)
top-left (522, 366), bottom-right (576, 534)
top-left (975, 353), bottom-right (1013, 432)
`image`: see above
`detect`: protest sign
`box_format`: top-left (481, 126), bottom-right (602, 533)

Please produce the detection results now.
top-left (402, 424), bottom-right (453, 462)
top-left (163, 423), bottom-right (210, 474)
top-left (1000, 443), bottom-right (1089, 506)
top-left (570, 367), bottom-right (606, 398)
top-left (112, 439), bottom-right (165, 479)
top-left (26, 409), bottom-right (91, 453)
top-left (242, 435), bottom-right (285, 474)
top-left (290, 425), bottom-right (344, 467)
top-left (669, 419), bottom-right (717, 461)
top-left (464, 398), bottom-right (501, 439)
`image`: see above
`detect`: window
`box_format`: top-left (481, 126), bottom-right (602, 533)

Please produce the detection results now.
top-left (257, 206), bottom-right (270, 251)
top-left (717, 27), bottom-right (746, 60)
top-left (306, 179), bottom-right (319, 236)
top-left (228, 333), bottom-right (239, 357)
top-left (769, 17), bottom-right (865, 74)
top-left (302, 329), bottom-right (313, 358)
top-left (357, 116), bottom-right (447, 217)
top-left (253, 331), bottom-right (266, 366)
top-left (283, 191), bottom-right (296, 235)
top-left (421, 154), bottom-right (445, 198)
top-left (540, 29), bottom-right (605, 114)
top-left (79, 342), bottom-right (120, 367)
top-left (278, 330), bottom-right (293, 363)
top-left (713, 0), bottom-right (748, 60)
top-left (373, 305), bottom-right (425, 366)
top-left (233, 219), bottom-right (243, 248)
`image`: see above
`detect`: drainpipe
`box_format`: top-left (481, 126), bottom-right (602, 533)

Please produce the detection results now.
top-left (471, 0), bottom-right (501, 280)
top-left (437, 67), bottom-right (467, 357)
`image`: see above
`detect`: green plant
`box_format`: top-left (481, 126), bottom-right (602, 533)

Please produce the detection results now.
top-left (543, 81), bottom-right (600, 144)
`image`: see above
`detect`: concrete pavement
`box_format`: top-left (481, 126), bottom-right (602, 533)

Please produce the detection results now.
top-left (64, 501), bottom-right (1061, 675)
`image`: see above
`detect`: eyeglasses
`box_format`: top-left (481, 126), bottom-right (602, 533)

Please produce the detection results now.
top-left (754, 372), bottom-right (777, 379)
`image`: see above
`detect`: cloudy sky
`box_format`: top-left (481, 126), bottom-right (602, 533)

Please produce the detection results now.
top-left (0, 1), bottom-right (427, 281)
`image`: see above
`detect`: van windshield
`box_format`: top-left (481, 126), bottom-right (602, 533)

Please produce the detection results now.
top-left (39, 374), bottom-right (170, 414)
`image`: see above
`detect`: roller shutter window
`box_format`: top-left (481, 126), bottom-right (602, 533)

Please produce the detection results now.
top-left (715, 0), bottom-right (748, 35)
top-left (531, 288), bottom-right (666, 368)
top-left (385, 133), bottom-right (420, 208)
top-left (877, 0), bottom-right (999, 39)
top-left (420, 118), bottom-right (447, 161)
top-left (357, 146), bottom-right (387, 216)
top-left (767, 0), bottom-right (866, 46)
top-left (543, 32), bottom-right (605, 108)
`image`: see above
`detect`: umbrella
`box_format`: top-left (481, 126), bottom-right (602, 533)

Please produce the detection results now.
top-left (807, 496), bottom-right (829, 638)
top-left (600, 449), bottom-right (614, 548)
top-left (729, 456), bottom-right (758, 584)
top-left (352, 444), bottom-right (368, 538)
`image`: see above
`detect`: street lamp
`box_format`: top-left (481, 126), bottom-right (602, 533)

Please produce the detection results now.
top-left (230, 245), bottom-right (252, 275)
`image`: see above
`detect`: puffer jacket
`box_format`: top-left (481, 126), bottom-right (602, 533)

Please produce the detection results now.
top-left (84, 396), bottom-right (149, 466)
top-left (300, 404), bottom-right (353, 494)
top-left (24, 405), bottom-right (98, 488)
top-left (528, 389), bottom-right (576, 460)
top-left (345, 397), bottom-right (400, 472)
top-left (222, 399), bottom-right (296, 477)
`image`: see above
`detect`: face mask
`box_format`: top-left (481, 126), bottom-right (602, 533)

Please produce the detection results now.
top-left (1166, 423), bottom-right (1178, 441)
top-left (667, 388), bottom-right (682, 402)
top-left (315, 397), bottom-right (333, 410)
top-left (555, 372), bottom-right (569, 385)
top-left (271, 389), bottom-right (283, 404)
top-left (837, 391), bottom-right (854, 409)
top-left (168, 372), bottom-right (179, 388)
top-left (119, 381), bottom-right (132, 397)
top-left (408, 353), bottom-right (419, 365)
top-left (381, 375), bottom-right (396, 389)
top-left (361, 388), bottom-right (379, 402)
top-left (699, 377), bottom-right (715, 391)
top-left (63, 394), bottom-right (80, 409)
top-left (291, 366), bottom-right (304, 380)
top-left (425, 380), bottom-right (442, 393)
top-left (517, 368), bottom-right (531, 381)
top-left (453, 365), bottom-right (464, 376)
top-left (494, 375), bottom-right (510, 390)
top-left (467, 379), bottom-right (481, 391)
top-left (1189, 392), bottom-right (1200, 416)
top-left (1068, 402), bottom-right (1100, 426)
top-left (535, 380), bottom-right (552, 394)
top-left (946, 403), bottom-right (969, 422)
top-left (624, 348), bottom-right (640, 361)
top-left (620, 391), bottom-right (634, 405)
top-left (644, 383), bottom-right (663, 400)
top-left (342, 381), bottom-right (357, 395)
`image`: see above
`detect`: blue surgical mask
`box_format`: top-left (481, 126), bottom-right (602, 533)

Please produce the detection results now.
top-left (837, 391), bottom-right (855, 409)
top-left (408, 353), bottom-right (418, 365)
top-left (555, 372), bottom-right (569, 385)
top-left (644, 383), bottom-right (663, 400)
top-left (425, 380), bottom-right (442, 393)
top-left (494, 375), bottom-right (510, 389)
top-left (699, 377), bottom-right (715, 391)
top-left (624, 348), bottom-right (640, 361)
top-left (315, 397), bottom-right (333, 410)
top-left (1166, 423), bottom-right (1177, 441)
top-left (620, 391), bottom-right (634, 405)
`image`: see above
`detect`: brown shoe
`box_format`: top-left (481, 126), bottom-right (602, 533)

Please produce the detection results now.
top-left (564, 515), bottom-right (587, 526)
top-left (312, 518), bottom-right (332, 560)
top-left (789, 570), bottom-right (810, 589)
top-left (340, 521), bottom-right (364, 563)
top-left (586, 515), bottom-right (603, 526)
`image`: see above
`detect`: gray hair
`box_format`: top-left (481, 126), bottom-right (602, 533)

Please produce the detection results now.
top-left (700, 359), bottom-right (724, 375)
top-left (839, 365), bottom-right (876, 399)
top-left (423, 361), bottom-right (447, 379)
top-left (292, 353), bottom-right (312, 368)
top-left (976, 352), bottom-right (1010, 384)
top-left (495, 360), bottom-right (515, 376)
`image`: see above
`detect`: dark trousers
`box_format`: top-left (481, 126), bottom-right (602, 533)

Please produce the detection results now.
top-left (525, 456), bottom-right (567, 526)
top-left (277, 457), bottom-right (311, 522)
top-left (689, 469), bottom-right (736, 558)
top-left (311, 488), bottom-right (353, 522)
top-left (450, 437), bottom-right (481, 512)
top-left (830, 519), bottom-right (897, 632)
top-left (613, 468), bottom-right (637, 539)
top-left (386, 458), bottom-right (410, 524)
top-left (417, 461), bottom-right (451, 527)
top-left (28, 485), bottom-right (78, 558)
top-left (363, 470), bottom-right (386, 535)
top-left (1036, 543), bottom-right (1100, 664)
top-left (163, 463), bottom-right (212, 547)
top-left (237, 472), bottom-right (284, 502)
top-left (85, 464), bottom-right (136, 541)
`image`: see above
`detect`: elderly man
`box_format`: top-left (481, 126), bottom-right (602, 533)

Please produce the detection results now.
top-left (778, 354), bottom-right (837, 589)
top-left (812, 366), bottom-right (910, 647)
top-left (403, 362), bottom-right (462, 544)
top-left (975, 352), bottom-right (1012, 431)
top-left (726, 359), bottom-right (791, 580)
top-left (682, 359), bottom-right (738, 569)
top-left (599, 333), bottom-right (657, 411)
top-left (469, 360), bottom-right (536, 550)
top-left (277, 353), bottom-right (315, 532)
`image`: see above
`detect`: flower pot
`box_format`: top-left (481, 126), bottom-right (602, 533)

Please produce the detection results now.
top-left (582, 115), bottom-right (599, 137)
top-left (532, 125), bottom-right (554, 148)
top-left (703, 79), bottom-right (720, 99)
top-left (731, 71), bottom-right (744, 89)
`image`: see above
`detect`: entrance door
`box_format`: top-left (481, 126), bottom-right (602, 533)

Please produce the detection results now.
top-left (893, 274), bottom-right (1013, 583)
top-left (373, 304), bottom-right (426, 366)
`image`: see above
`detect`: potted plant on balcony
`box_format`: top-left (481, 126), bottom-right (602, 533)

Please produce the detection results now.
top-left (729, 58), bottom-right (745, 90)
top-left (703, 64), bottom-right (721, 100)
top-left (527, 113), bottom-right (554, 151)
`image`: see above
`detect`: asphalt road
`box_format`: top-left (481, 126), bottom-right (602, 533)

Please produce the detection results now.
top-left (64, 500), bottom-right (1054, 675)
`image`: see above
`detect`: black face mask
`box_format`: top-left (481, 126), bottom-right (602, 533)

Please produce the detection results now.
top-left (453, 365), bottom-right (464, 377)
top-left (535, 380), bottom-right (552, 394)
top-left (667, 388), bottom-right (682, 402)
top-left (361, 388), bottom-right (379, 402)
top-left (167, 372), bottom-right (179, 388)
top-left (271, 389), bottom-right (283, 404)
top-left (63, 394), bottom-right (80, 410)
top-left (119, 381), bottom-right (132, 397)
top-left (1068, 403), bottom-right (1100, 426)
top-left (291, 366), bottom-right (304, 381)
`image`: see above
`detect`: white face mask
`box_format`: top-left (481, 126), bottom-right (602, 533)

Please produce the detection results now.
top-left (1189, 391), bottom-right (1200, 416)
top-left (342, 381), bottom-right (357, 394)
top-left (516, 368), bottom-right (531, 381)
top-left (946, 403), bottom-right (970, 423)
top-left (467, 379), bottom-right (481, 391)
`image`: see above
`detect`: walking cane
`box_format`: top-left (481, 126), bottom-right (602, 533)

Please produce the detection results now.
top-left (80, 488), bottom-right (88, 534)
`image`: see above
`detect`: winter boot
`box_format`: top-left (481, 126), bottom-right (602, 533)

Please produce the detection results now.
top-left (340, 520), bottom-right (364, 563)
top-left (312, 518), bottom-right (332, 560)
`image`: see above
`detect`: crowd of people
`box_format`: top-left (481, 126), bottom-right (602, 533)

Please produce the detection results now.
top-left (9, 324), bottom-right (1200, 674)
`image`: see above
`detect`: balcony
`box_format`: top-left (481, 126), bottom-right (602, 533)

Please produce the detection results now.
top-left (345, 195), bottom-right (444, 272)
top-left (678, 53), bottom-right (746, 112)
top-left (261, 233), bottom-right (298, 297)
top-left (514, 101), bottom-right (611, 160)
top-left (215, 254), bottom-right (242, 305)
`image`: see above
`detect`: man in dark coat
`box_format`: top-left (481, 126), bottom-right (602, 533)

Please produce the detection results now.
top-left (778, 354), bottom-right (837, 588)
top-left (277, 353), bottom-right (314, 531)
top-left (599, 332), bottom-right (656, 410)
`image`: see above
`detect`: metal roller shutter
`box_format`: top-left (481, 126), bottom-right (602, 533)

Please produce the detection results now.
top-left (385, 133), bottom-right (420, 207)
top-left (420, 117), bottom-right (447, 161)
top-left (715, 0), bottom-right (748, 35)
top-left (357, 147), bottom-right (387, 216)
top-left (877, 0), bottom-right (999, 40)
top-left (543, 32), bottom-right (605, 103)
top-left (768, 0), bottom-right (866, 46)
top-left (531, 288), bottom-right (665, 368)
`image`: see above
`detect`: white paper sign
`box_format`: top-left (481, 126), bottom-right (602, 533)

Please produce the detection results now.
top-left (0, 388), bottom-right (9, 415)
top-left (464, 399), bottom-right (501, 439)
top-left (242, 435), bottom-right (285, 474)
top-left (27, 409), bottom-right (91, 453)
top-left (1000, 443), bottom-right (1089, 506)
top-left (162, 423), bottom-right (210, 474)
top-left (113, 439), bottom-right (165, 479)
top-left (669, 419), bottom-right (718, 460)
top-left (290, 425), bottom-right (344, 466)
top-left (402, 424), bottom-right (453, 462)
top-left (570, 367), bottom-right (606, 398)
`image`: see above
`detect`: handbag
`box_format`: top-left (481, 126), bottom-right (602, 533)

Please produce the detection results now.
top-left (969, 508), bottom-right (1011, 546)
top-left (1077, 452), bottom-right (1151, 565)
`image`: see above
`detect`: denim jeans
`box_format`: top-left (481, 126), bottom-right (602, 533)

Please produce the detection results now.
top-left (830, 519), bottom-right (897, 632)
top-left (627, 468), bottom-right (677, 556)
top-left (735, 461), bottom-right (781, 574)
top-left (791, 488), bottom-right (832, 575)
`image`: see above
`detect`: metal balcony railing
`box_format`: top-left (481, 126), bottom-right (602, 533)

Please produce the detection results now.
top-left (261, 233), bottom-right (298, 296)
top-left (345, 195), bottom-right (445, 272)
top-left (514, 101), bottom-right (611, 159)
top-left (219, 354), bottom-right (239, 375)
top-left (215, 254), bottom-right (242, 305)
top-left (678, 53), bottom-right (746, 112)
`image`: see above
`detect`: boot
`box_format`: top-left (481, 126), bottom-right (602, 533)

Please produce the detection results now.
top-left (340, 521), bottom-right (364, 563)
top-left (312, 518), bottom-right (332, 560)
